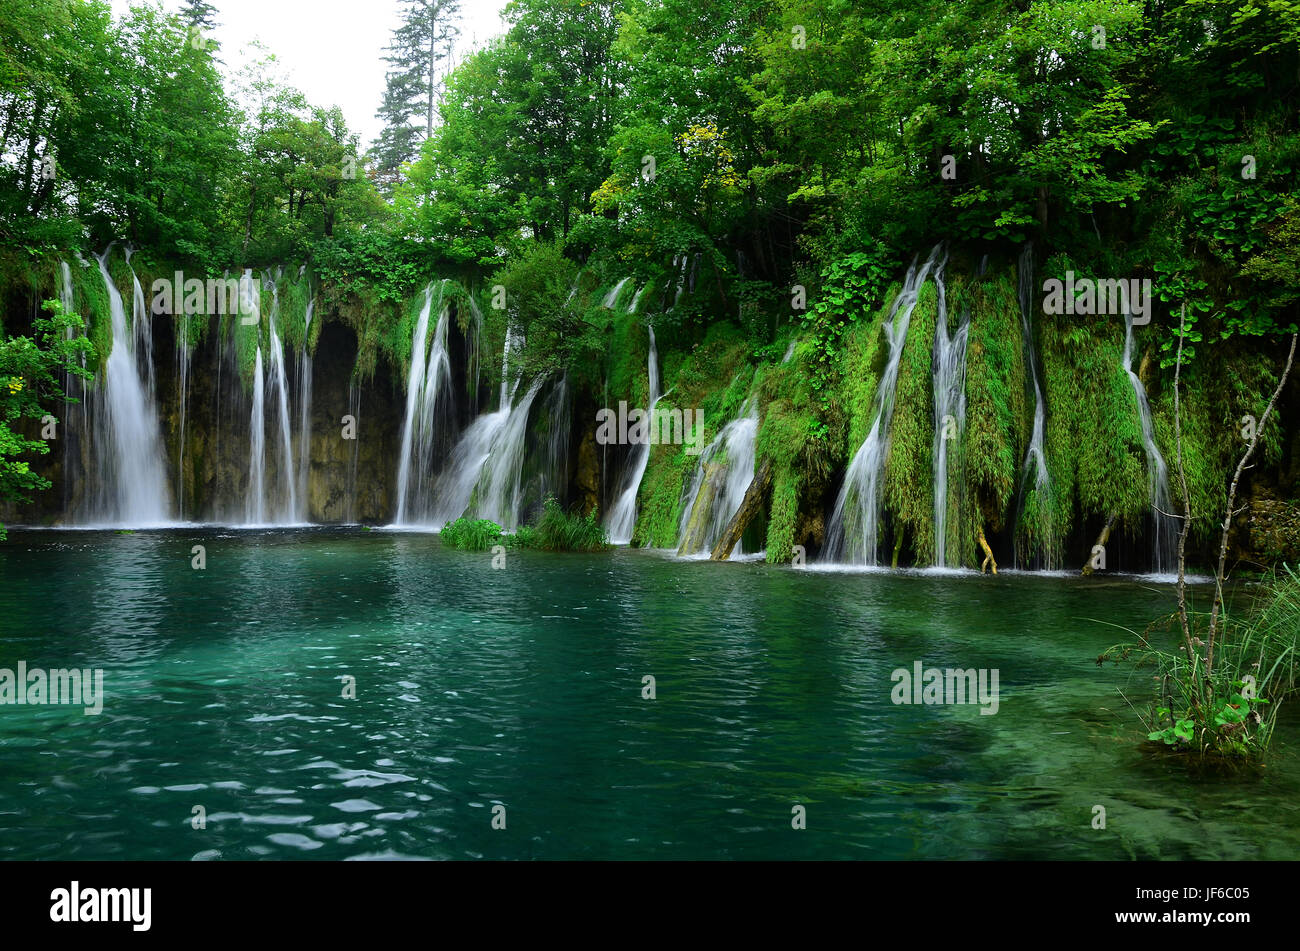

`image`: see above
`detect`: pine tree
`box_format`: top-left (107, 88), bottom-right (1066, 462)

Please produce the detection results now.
top-left (372, 0), bottom-right (461, 191)
top-left (179, 0), bottom-right (220, 30)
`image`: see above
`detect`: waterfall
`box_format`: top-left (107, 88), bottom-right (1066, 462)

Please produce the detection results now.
top-left (394, 282), bottom-right (454, 524)
top-left (1016, 244), bottom-right (1055, 567)
top-left (603, 277), bottom-right (632, 309)
top-left (677, 392), bottom-right (758, 555)
top-left (629, 284), bottom-right (648, 314)
top-left (542, 374), bottom-right (572, 500)
top-left (932, 283), bottom-right (970, 568)
top-left (825, 246), bottom-right (943, 564)
top-left (267, 292), bottom-right (297, 522)
top-left (59, 261), bottom-right (73, 315)
top-left (1123, 312), bottom-right (1178, 574)
top-left (469, 378), bottom-right (545, 525)
top-left (87, 248), bottom-right (170, 525)
top-left (431, 326), bottom-right (542, 529)
top-left (245, 277), bottom-right (297, 524)
top-left (247, 347), bottom-right (266, 524)
top-left (297, 290), bottom-right (314, 520)
top-left (127, 252), bottom-right (156, 398)
top-left (605, 324), bottom-right (661, 544)
top-left (782, 338), bottom-right (797, 363)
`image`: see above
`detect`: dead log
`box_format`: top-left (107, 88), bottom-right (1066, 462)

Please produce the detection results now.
top-left (710, 459), bottom-right (772, 561)
top-left (1080, 514), bottom-right (1117, 576)
top-left (678, 462), bottom-right (724, 555)
top-left (978, 528), bottom-right (998, 575)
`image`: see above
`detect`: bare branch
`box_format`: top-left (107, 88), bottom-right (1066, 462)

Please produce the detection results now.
top-left (1206, 332), bottom-right (1298, 677)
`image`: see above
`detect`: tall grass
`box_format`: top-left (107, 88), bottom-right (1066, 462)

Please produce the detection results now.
top-left (1107, 568), bottom-right (1300, 762)
top-left (439, 517), bottom-right (504, 551)
top-left (440, 499), bottom-right (610, 553)
top-left (1236, 565), bottom-right (1300, 701)
top-left (1102, 320), bottom-right (1297, 766)
top-left (512, 497), bottom-right (609, 552)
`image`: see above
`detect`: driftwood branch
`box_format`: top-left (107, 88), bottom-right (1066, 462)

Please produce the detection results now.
top-left (977, 528), bottom-right (998, 575)
top-left (1081, 513), bottom-right (1117, 576)
top-left (710, 458), bottom-right (772, 561)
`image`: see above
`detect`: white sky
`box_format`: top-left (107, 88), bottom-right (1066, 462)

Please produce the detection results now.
top-left (109, 0), bottom-right (510, 149)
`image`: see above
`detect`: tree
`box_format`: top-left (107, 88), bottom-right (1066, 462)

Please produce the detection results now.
top-left (179, 0), bottom-right (220, 30)
top-left (0, 299), bottom-right (93, 538)
top-left (372, 0), bottom-right (462, 190)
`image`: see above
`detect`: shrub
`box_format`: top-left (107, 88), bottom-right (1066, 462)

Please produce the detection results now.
top-left (509, 496), bottom-right (610, 552)
top-left (439, 517), bottom-right (504, 551)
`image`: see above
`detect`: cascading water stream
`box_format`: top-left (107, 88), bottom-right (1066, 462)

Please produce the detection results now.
top-left (603, 277), bottom-right (632, 309)
top-left (59, 261), bottom-right (74, 317)
top-left (824, 246), bottom-right (943, 564)
top-left (1016, 244), bottom-right (1054, 566)
top-left (431, 327), bottom-right (542, 530)
top-left (88, 248), bottom-right (170, 525)
top-left (394, 282), bottom-right (453, 523)
top-left (246, 275), bottom-right (297, 524)
top-left (267, 287), bottom-right (297, 522)
top-left (127, 250), bottom-right (156, 398)
top-left (542, 374), bottom-right (571, 500)
top-left (628, 284), bottom-right (648, 314)
top-left (677, 390), bottom-right (758, 556)
top-left (605, 324), bottom-right (660, 544)
top-left (1123, 311), bottom-right (1178, 574)
top-left (931, 283), bottom-right (969, 568)
top-left (247, 347), bottom-right (267, 524)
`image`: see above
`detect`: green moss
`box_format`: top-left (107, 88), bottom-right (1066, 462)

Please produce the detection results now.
top-left (71, 257), bottom-right (112, 370)
top-left (838, 282), bottom-right (896, 453)
top-left (1036, 306), bottom-right (1147, 566)
top-left (631, 322), bottom-right (750, 546)
top-left (961, 267), bottom-right (1028, 540)
top-left (883, 281), bottom-right (937, 565)
top-left (634, 443), bottom-right (691, 547)
top-left (1152, 340), bottom-right (1289, 550)
top-left (764, 464), bottom-right (803, 563)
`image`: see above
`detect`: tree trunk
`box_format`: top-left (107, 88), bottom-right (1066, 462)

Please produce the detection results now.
top-left (678, 462), bottom-right (723, 556)
top-left (710, 459), bottom-right (772, 561)
top-left (1080, 514), bottom-right (1117, 576)
top-left (978, 528), bottom-right (998, 575)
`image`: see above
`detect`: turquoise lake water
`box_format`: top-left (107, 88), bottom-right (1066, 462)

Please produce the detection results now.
top-left (1, 528), bottom-right (1296, 860)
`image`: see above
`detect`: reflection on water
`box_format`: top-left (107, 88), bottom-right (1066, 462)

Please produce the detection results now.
top-left (0, 528), bottom-right (1296, 860)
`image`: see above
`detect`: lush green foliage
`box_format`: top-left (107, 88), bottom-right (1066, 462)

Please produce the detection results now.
top-left (1104, 565), bottom-right (1300, 762)
top-left (0, 298), bottom-right (93, 536)
top-left (512, 497), bottom-right (611, 553)
top-left (442, 498), bottom-right (610, 553)
top-left (439, 516), bottom-right (504, 551)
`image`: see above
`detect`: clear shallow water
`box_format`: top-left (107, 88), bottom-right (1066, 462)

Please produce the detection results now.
top-left (0, 528), bottom-right (1296, 860)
